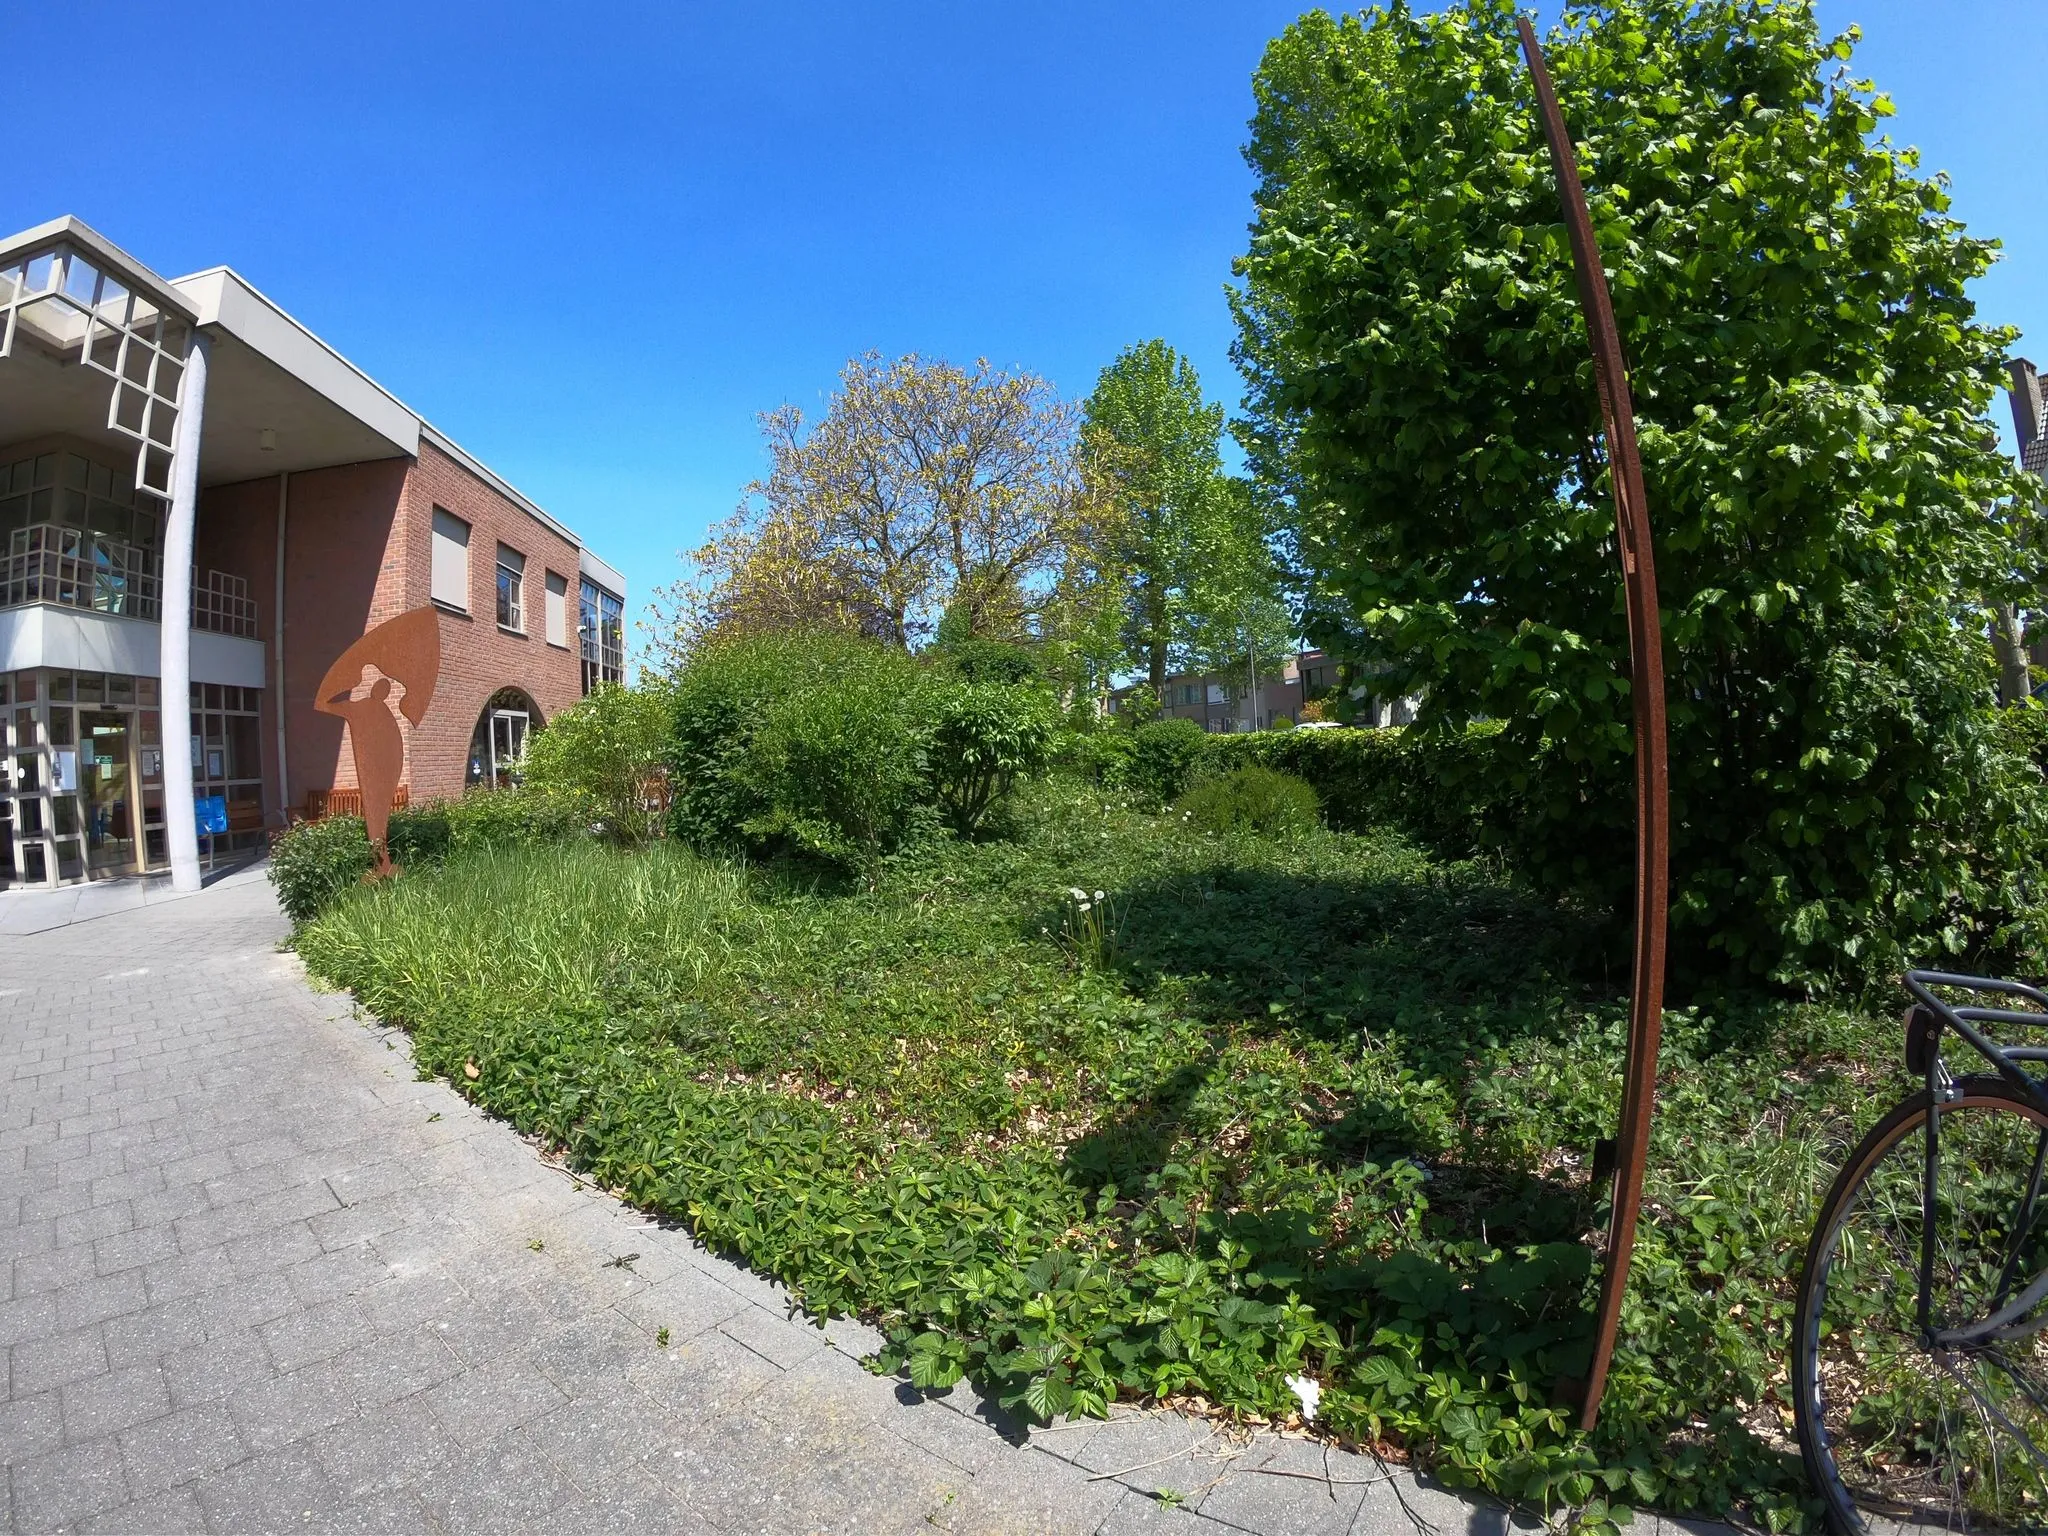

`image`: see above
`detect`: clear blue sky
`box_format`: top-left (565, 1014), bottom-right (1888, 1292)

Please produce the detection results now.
top-left (5, 2), bottom-right (2041, 646)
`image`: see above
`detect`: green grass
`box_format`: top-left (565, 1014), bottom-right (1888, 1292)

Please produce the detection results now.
top-left (297, 780), bottom-right (1891, 1528)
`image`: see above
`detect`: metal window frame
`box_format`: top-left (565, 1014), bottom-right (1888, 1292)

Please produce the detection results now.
top-left (0, 241), bottom-right (194, 499)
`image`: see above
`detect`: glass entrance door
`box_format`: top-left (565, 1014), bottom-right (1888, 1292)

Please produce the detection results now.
top-left (80, 711), bottom-right (134, 876)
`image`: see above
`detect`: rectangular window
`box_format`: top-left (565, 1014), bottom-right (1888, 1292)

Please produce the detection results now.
top-left (578, 577), bottom-right (625, 693)
top-left (495, 545), bottom-right (525, 632)
top-left (430, 508), bottom-right (470, 611)
top-left (544, 571), bottom-right (568, 648)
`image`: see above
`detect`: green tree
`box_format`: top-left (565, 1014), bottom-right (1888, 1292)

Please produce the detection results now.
top-left (1233, 0), bottom-right (2045, 984)
top-left (1181, 478), bottom-right (1298, 725)
top-left (1082, 343), bottom-right (1289, 694)
top-left (651, 354), bottom-right (1089, 659)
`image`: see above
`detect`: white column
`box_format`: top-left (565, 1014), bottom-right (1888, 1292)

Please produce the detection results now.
top-left (161, 331), bottom-right (211, 893)
top-left (273, 470), bottom-right (291, 818)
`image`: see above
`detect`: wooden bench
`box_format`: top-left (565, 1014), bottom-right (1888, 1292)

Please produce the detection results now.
top-left (300, 785), bottom-right (410, 823)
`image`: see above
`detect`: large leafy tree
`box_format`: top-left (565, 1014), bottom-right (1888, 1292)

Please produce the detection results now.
top-left (1234, 0), bottom-right (2044, 983)
top-left (654, 353), bottom-right (1090, 658)
top-left (1082, 341), bottom-right (1291, 692)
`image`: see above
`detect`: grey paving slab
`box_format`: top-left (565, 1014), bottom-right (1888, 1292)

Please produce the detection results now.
top-left (0, 865), bottom-right (1744, 1536)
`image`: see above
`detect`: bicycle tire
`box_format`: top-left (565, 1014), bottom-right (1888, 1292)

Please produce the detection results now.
top-left (1795, 1076), bottom-right (2048, 1532)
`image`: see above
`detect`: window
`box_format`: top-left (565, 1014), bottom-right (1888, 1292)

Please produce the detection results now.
top-left (188, 683), bottom-right (264, 849)
top-left (466, 687), bottom-right (541, 788)
top-left (495, 545), bottom-right (525, 632)
top-left (544, 571), bottom-right (569, 648)
top-left (578, 578), bottom-right (624, 693)
top-left (430, 509), bottom-right (470, 610)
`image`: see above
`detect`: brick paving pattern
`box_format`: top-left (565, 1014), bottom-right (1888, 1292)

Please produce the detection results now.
top-left (0, 873), bottom-right (1698, 1534)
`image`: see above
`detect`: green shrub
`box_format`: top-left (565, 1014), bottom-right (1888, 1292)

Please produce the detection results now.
top-left (518, 682), bottom-right (671, 844)
top-left (1175, 765), bottom-right (1319, 837)
top-left (386, 803), bottom-right (453, 867)
top-left (268, 815), bottom-right (375, 927)
top-left (446, 785), bottom-right (592, 851)
top-left (939, 637), bottom-right (1041, 686)
top-left (669, 633), bottom-right (937, 870)
top-left (1057, 729), bottom-right (1135, 790)
top-left (744, 667), bottom-right (931, 869)
top-left (1127, 717), bottom-right (1208, 806)
top-left (665, 633), bottom-right (804, 849)
top-left (927, 681), bottom-right (1057, 835)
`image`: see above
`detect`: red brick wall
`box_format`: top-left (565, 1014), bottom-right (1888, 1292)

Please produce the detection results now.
top-left (193, 476), bottom-right (282, 810)
top-left (397, 440), bottom-right (582, 802)
top-left (202, 442), bottom-right (583, 813)
top-left (267, 459), bottom-right (411, 808)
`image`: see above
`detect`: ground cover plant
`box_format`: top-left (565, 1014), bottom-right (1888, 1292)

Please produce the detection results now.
top-left (297, 775), bottom-right (1896, 1528)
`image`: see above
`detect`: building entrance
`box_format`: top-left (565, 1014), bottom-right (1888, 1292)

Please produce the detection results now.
top-left (3, 669), bottom-right (194, 888)
top-left (80, 711), bottom-right (134, 875)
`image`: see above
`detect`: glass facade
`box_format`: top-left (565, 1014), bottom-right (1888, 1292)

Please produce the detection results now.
top-left (0, 668), bottom-right (263, 889)
top-left (1, 450), bottom-right (163, 619)
top-left (578, 577), bottom-right (623, 693)
top-left (0, 448), bottom-right (254, 634)
top-left (189, 682), bottom-right (265, 849)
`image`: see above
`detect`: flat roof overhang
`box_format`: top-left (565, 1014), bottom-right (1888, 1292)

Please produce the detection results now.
top-left (0, 221), bottom-right (418, 488)
top-left (177, 267), bottom-right (421, 484)
top-left (2, 216), bottom-right (599, 554)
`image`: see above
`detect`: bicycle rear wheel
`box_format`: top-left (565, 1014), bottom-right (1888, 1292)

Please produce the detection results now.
top-left (1795, 1078), bottom-right (2048, 1531)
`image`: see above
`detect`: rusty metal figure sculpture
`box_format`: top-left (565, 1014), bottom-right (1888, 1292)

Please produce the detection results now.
top-left (1515, 18), bottom-right (1672, 1432)
top-left (314, 607), bottom-right (441, 875)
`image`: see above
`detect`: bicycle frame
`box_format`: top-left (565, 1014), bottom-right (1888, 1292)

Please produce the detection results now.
top-left (1901, 971), bottom-right (2048, 1352)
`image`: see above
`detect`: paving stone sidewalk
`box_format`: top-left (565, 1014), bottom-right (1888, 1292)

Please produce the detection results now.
top-left (1, 872), bottom-right (1705, 1534)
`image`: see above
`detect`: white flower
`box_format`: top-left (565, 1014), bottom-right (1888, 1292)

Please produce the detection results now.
top-left (1093, 890), bottom-right (1106, 903)
top-left (1069, 887), bottom-right (1089, 902)
top-left (1285, 1374), bottom-right (1321, 1422)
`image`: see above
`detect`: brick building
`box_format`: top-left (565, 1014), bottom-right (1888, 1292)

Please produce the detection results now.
top-left (0, 217), bottom-right (626, 890)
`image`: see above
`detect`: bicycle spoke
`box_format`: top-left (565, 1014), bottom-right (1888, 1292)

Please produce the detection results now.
top-left (1800, 1089), bottom-right (2048, 1530)
top-left (1994, 1131), bottom-right (2048, 1313)
top-left (1937, 1348), bottom-right (2048, 1479)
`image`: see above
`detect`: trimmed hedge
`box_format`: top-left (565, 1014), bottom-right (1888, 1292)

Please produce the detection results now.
top-left (1200, 723), bottom-right (1516, 854)
top-left (1127, 718), bottom-right (1208, 806)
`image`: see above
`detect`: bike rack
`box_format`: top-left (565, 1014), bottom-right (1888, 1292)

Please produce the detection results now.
top-left (1516, 19), bottom-right (1672, 1432)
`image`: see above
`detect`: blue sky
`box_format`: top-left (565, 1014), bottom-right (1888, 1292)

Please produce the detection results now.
top-left (6, 2), bottom-right (2041, 646)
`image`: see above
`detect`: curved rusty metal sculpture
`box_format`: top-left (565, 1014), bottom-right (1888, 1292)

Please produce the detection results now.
top-left (1515, 18), bottom-right (1671, 1432)
top-left (314, 607), bottom-right (441, 874)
